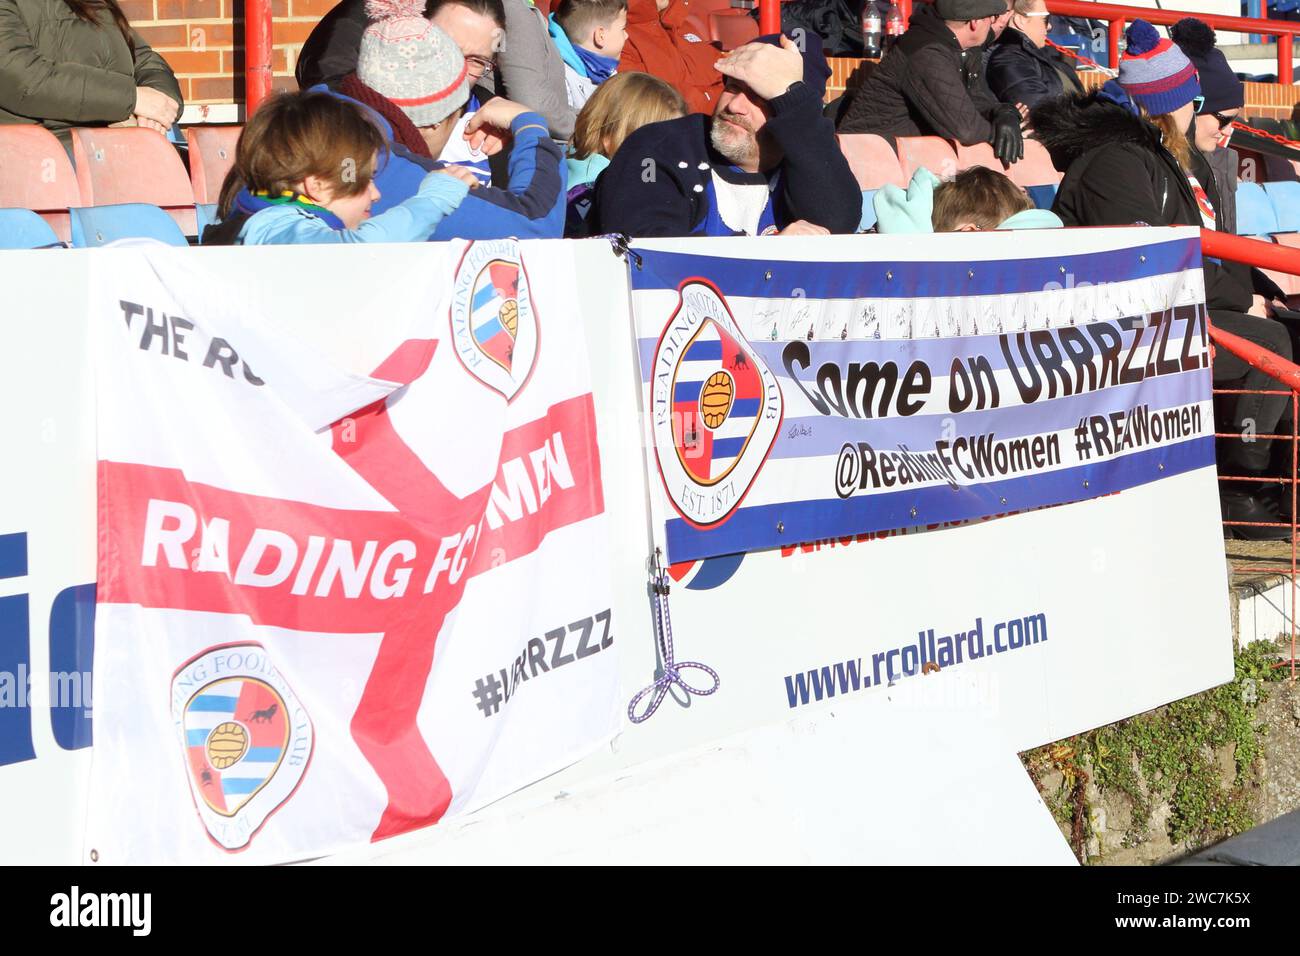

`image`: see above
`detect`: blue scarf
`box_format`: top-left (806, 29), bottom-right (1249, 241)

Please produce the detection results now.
top-left (234, 188), bottom-right (345, 230)
top-left (548, 13), bottom-right (618, 83)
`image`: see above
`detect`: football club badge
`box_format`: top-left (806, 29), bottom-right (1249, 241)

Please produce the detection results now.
top-left (450, 239), bottom-right (539, 401)
top-left (650, 279), bottom-right (783, 528)
top-left (171, 644), bottom-right (313, 852)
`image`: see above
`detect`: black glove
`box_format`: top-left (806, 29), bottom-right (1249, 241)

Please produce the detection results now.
top-left (1251, 266), bottom-right (1287, 305)
top-left (990, 104), bottom-right (1024, 166)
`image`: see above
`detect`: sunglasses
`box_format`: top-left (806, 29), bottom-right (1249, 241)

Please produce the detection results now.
top-left (1190, 95), bottom-right (1237, 129)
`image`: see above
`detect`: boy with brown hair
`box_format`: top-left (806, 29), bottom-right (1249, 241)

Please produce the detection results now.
top-left (548, 0), bottom-right (630, 109)
top-left (874, 166), bottom-right (1062, 232)
top-left (932, 166), bottom-right (1033, 230)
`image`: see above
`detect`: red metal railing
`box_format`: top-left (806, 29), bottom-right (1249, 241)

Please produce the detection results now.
top-left (1046, 0), bottom-right (1299, 85)
top-left (761, 0), bottom-right (1299, 81)
top-left (245, 0), bottom-right (274, 116)
top-left (1203, 229), bottom-right (1300, 679)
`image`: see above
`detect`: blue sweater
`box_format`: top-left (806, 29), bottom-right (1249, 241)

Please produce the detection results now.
top-left (235, 174), bottom-right (470, 245)
top-left (320, 87), bottom-right (567, 240)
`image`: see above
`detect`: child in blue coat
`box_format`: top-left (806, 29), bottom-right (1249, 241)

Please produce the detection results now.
top-left (202, 92), bottom-right (475, 245)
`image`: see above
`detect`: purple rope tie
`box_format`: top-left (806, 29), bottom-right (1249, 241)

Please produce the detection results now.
top-left (627, 551), bottom-right (720, 724)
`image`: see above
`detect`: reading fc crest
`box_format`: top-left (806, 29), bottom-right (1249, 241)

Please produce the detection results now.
top-left (450, 239), bottom-right (539, 401)
top-left (171, 644), bottom-right (313, 852)
top-left (651, 279), bottom-right (783, 527)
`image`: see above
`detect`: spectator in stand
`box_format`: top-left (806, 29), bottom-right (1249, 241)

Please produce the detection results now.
top-left (1032, 19), bottom-right (1293, 538)
top-left (565, 70), bottom-right (685, 234)
top-left (548, 0), bottom-right (629, 110)
top-left (296, 0), bottom-right (577, 142)
top-left (873, 166), bottom-right (1062, 232)
top-left (328, 2), bottom-right (566, 239)
top-left (987, 0), bottom-right (1082, 109)
top-left (594, 32), bottom-right (860, 237)
top-left (1171, 18), bottom-right (1246, 238)
top-left (836, 0), bottom-right (1024, 166)
top-left (0, 0), bottom-right (181, 146)
top-left (620, 0), bottom-right (722, 114)
top-left (202, 92), bottom-right (473, 245)
top-left (962, 0), bottom-right (1012, 115)
top-left (931, 165), bottom-right (1060, 229)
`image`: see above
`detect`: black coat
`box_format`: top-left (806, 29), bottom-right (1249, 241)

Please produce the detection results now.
top-left (837, 4), bottom-right (996, 145)
top-left (986, 27), bottom-right (1083, 108)
top-left (594, 82), bottom-right (861, 237)
top-left (1031, 92), bottom-right (1253, 313)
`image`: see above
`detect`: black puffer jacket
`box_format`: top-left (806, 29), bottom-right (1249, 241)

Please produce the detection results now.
top-left (837, 3), bottom-right (996, 145)
top-left (1031, 91), bottom-right (1253, 313)
top-left (987, 27), bottom-right (1082, 108)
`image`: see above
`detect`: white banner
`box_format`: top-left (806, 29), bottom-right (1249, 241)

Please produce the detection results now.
top-left (84, 240), bottom-right (619, 864)
top-left (614, 231), bottom-right (1232, 757)
top-left (0, 230), bottom-right (1235, 864)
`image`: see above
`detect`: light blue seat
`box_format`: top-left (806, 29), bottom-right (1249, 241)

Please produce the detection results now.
top-left (70, 204), bottom-right (188, 248)
top-left (1236, 181), bottom-right (1281, 236)
top-left (0, 208), bottom-right (62, 248)
top-left (859, 189), bottom-right (878, 232)
top-left (1263, 181), bottom-right (1300, 233)
top-left (196, 202), bottom-right (220, 238)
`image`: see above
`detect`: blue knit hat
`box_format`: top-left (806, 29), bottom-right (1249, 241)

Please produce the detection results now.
top-left (1118, 20), bottom-right (1201, 116)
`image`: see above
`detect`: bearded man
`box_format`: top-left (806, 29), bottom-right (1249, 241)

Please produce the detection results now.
top-left (593, 32), bottom-right (861, 237)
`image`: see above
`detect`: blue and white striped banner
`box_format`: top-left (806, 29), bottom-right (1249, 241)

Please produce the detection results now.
top-left (629, 229), bottom-right (1214, 563)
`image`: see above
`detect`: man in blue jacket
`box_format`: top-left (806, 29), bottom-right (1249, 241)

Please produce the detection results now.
top-left (593, 32), bottom-right (861, 237)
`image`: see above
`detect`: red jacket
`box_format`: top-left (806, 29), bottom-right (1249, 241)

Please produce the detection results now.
top-left (620, 0), bottom-right (724, 115)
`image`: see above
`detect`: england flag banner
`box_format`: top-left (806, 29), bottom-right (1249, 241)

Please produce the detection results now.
top-left (85, 240), bottom-right (619, 864)
top-left (629, 230), bottom-right (1213, 562)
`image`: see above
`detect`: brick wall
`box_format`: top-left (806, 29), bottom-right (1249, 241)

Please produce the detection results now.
top-left (126, 29), bottom-right (1300, 114)
top-left (121, 0), bottom-right (337, 107)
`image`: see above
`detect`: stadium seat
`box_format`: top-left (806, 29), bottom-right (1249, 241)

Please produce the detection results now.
top-left (838, 134), bottom-right (906, 189)
top-left (0, 209), bottom-right (62, 248)
top-left (895, 136), bottom-right (958, 180)
top-left (1026, 184), bottom-right (1057, 209)
top-left (859, 189), bottom-right (878, 232)
top-left (953, 141), bottom-right (1003, 173)
top-left (1236, 181), bottom-right (1281, 236)
top-left (1263, 181), bottom-right (1300, 232)
top-left (69, 127), bottom-right (197, 236)
top-left (0, 126), bottom-right (82, 243)
top-left (1270, 233), bottom-right (1300, 297)
top-left (709, 11), bottom-right (758, 49)
top-left (1005, 139), bottom-right (1062, 188)
top-left (196, 203), bottom-right (220, 236)
top-left (69, 204), bottom-right (189, 248)
top-left (184, 125), bottom-right (241, 205)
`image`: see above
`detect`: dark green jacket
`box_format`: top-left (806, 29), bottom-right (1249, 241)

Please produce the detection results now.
top-left (0, 0), bottom-right (181, 143)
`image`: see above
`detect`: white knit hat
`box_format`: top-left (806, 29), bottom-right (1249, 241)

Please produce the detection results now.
top-left (357, 0), bottom-right (470, 127)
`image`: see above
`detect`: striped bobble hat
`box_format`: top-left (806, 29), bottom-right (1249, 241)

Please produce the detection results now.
top-left (357, 0), bottom-right (470, 127)
top-left (1118, 19), bottom-right (1201, 117)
